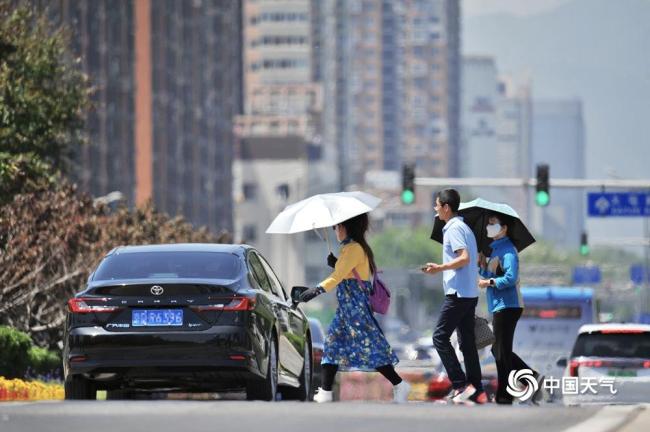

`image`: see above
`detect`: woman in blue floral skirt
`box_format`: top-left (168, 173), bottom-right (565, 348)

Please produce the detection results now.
top-left (298, 213), bottom-right (411, 403)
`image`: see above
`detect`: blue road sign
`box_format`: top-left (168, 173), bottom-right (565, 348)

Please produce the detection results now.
top-left (588, 192), bottom-right (650, 217)
top-left (630, 264), bottom-right (649, 285)
top-left (572, 266), bottom-right (601, 285)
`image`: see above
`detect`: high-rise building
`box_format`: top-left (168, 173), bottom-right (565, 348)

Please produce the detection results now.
top-left (234, 0), bottom-right (327, 286)
top-left (530, 99), bottom-right (586, 247)
top-left (461, 56), bottom-right (499, 178)
top-left (317, 0), bottom-right (461, 188)
top-left (237, 0), bottom-right (321, 142)
top-left (33, 0), bottom-right (241, 233)
top-left (496, 76), bottom-right (532, 220)
top-left (461, 56), bottom-right (532, 219)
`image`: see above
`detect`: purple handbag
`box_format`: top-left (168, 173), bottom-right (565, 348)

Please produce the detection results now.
top-left (352, 269), bottom-right (391, 314)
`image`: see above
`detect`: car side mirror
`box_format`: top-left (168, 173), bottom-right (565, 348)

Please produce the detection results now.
top-left (291, 286), bottom-right (309, 306)
top-left (556, 357), bottom-right (568, 368)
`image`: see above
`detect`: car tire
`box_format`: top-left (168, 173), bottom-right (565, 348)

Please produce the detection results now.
top-left (64, 375), bottom-right (96, 400)
top-left (246, 337), bottom-right (278, 401)
top-left (283, 339), bottom-right (312, 401)
top-left (106, 389), bottom-right (136, 400)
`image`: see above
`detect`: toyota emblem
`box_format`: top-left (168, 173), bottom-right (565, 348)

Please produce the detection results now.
top-left (150, 285), bottom-right (164, 296)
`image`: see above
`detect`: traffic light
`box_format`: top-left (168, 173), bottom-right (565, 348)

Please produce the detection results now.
top-left (580, 231), bottom-right (589, 256)
top-left (401, 163), bottom-right (415, 205)
top-left (535, 163), bottom-right (550, 207)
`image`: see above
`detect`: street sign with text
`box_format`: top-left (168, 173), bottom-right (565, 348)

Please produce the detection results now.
top-left (630, 264), bottom-right (649, 285)
top-left (587, 192), bottom-right (650, 217)
top-left (572, 266), bottom-right (601, 285)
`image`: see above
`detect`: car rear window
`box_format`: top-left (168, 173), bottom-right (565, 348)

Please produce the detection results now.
top-left (571, 332), bottom-right (650, 358)
top-left (93, 252), bottom-right (241, 281)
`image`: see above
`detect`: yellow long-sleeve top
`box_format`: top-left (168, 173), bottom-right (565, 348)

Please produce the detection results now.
top-left (319, 241), bottom-right (371, 292)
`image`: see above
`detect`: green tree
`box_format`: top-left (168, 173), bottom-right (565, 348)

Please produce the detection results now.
top-left (370, 225), bottom-right (441, 269)
top-left (0, 151), bottom-right (58, 206)
top-left (0, 4), bottom-right (89, 180)
top-left (0, 184), bottom-right (231, 349)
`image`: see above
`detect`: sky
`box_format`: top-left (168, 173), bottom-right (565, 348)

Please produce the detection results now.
top-left (463, 0), bottom-right (575, 17)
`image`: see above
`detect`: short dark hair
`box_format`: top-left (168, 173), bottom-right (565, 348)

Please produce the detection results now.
top-left (436, 189), bottom-right (461, 213)
top-left (487, 212), bottom-right (513, 228)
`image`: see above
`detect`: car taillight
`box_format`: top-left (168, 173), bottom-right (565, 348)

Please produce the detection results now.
top-left (68, 297), bottom-right (121, 313)
top-left (193, 297), bottom-right (256, 312)
top-left (643, 361), bottom-right (650, 368)
top-left (570, 359), bottom-right (610, 376)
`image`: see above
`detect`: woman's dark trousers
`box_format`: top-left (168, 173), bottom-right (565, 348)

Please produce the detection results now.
top-left (492, 307), bottom-right (536, 403)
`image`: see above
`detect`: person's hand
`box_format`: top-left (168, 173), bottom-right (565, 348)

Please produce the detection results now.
top-left (478, 279), bottom-right (491, 289)
top-left (327, 253), bottom-right (338, 268)
top-left (422, 263), bottom-right (443, 275)
top-left (478, 252), bottom-right (487, 269)
top-left (299, 286), bottom-right (325, 303)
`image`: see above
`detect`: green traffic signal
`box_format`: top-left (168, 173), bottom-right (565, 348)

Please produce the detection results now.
top-left (535, 163), bottom-right (550, 207)
top-left (535, 190), bottom-right (550, 207)
top-left (580, 232), bottom-right (589, 256)
top-left (401, 189), bottom-right (415, 205)
top-left (401, 163), bottom-right (416, 205)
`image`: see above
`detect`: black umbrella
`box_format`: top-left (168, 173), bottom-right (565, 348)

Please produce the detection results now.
top-left (430, 198), bottom-right (536, 255)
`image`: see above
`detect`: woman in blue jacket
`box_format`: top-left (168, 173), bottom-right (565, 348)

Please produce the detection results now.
top-left (478, 213), bottom-right (539, 404)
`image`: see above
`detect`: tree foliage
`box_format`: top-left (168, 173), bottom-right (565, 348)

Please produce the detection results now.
top-left (370, 225), bottom-right (442, 269)
top-left (0, 152), bottom-right (58, 206)
top-left (0, 3), bottom-right (90, 172)
top-left (0, 183), bottom-right (231, 348)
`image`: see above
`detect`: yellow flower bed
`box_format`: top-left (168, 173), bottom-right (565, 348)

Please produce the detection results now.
top-left (0, 377), bottom-right (64, 401)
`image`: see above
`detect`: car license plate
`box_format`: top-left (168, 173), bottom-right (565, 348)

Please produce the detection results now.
top-left (132, 309), bottom-right (183, 327)
top-left (608, 369), bottom-right (637, 377)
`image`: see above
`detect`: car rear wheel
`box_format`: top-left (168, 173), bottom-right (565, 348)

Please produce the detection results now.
top-left (246, 337), bottom-right (278, 401)
top-left (283, 339), bottom-right (312, 401)
top-left (106, 389), bottom-right (136, 400)
top-left (64, 375), bottom-right (96, 400)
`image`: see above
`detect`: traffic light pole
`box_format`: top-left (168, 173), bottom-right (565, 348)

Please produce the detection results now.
top-left (414, 177), bottom-right (650, 189)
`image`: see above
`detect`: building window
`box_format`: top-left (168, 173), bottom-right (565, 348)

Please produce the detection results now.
top-left (252, 12), bottom-right (309, 24)
top-left (276, 183), bottom-right (290, 201)
top-left (243, 183), bottom-right (258, 201)
top-left (243, 224), bottom-right (257, 243)
top-left (287, 120), bottom-right (299, 133)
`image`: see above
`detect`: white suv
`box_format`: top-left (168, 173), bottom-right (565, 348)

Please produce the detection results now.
top-left (558, 323), bottom-right (650, 404)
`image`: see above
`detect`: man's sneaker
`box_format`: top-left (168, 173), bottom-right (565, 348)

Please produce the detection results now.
top-left (469, 389), bottom-right (488, 404)
top-left (450, 384), bottom-right (477, 405)
top-left (393, 380), bottom-right (411, 404)
top-left (313, 387), bottom-right (333, 403)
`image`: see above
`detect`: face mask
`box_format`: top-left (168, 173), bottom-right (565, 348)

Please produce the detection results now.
top-left (486, 223), bottom-right (502, 238)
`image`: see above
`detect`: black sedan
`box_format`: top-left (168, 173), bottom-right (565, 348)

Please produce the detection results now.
top-left (63, 243), bottom-right (312, 401)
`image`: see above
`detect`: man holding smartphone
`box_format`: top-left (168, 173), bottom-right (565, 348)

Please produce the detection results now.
top-left (423, 188), bottom-right (486, 405)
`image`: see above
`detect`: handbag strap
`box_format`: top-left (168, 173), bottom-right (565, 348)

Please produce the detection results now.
top-left (352, 269), bottom-right (385, 334)
top-left (351, 268), bottom-right (365, 286)
top-left (352, 268), bottom-right (377, 285)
